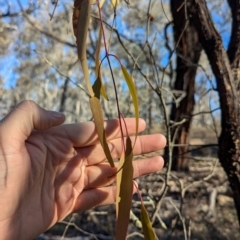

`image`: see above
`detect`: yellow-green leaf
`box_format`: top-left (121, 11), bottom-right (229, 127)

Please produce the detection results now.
top-left (76, 0), bottom-right (94, 97)
top-left (141, 203), bottom-right (156, 240)
top-left (95, 26), bottom-right (108, 100)
top-left (99, 0), bottom-right (105, 8)
top-left (89, 95), bottom-right (114, 167)
top-left (93, 0), bottom-right (106, 12)
top-left (116, 152), bottom-right (124, 217)
top-left (121, 65), bottom-right (139, 140)
top-left (111, 0), bottom-right (119, 8)
top-left (116, 137), bottom-right (133, 240)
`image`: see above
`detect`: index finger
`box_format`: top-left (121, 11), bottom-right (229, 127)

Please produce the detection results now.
top-left (54, 118), bottom-right (146, 147)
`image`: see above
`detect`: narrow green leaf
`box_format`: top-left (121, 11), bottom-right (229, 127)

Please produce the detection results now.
top-left (141, 203), bottom-right (156, 240)
top-left (89, 83), bottom-right (114, 167)
top-left (116, 137), bottom-right (133, 240)
top-left (95, 26), bottom-right (108, 100)
top-left (121, 65), bottom-right (139, 140)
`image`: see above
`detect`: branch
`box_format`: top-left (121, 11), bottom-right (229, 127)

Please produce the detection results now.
top-left (0, 1), bottom-right (37, 19)
top-left (189, 0), bottom-right (238, 123)
top-left (227, 0), bottom-right (240, 67)
top-left (21, 11), bottom-right (76, 48)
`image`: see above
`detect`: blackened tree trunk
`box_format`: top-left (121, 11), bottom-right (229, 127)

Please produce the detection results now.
top-left (188, 0), bottom-right (240, 225)
top-left (169, 0), bottom-right (202, 171)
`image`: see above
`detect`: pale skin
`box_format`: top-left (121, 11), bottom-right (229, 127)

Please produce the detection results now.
top-left (0, 100), bottom-right (166, 240)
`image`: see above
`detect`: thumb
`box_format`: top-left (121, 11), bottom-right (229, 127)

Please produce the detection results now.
top-left (0, 100), bottom-right (65, 141)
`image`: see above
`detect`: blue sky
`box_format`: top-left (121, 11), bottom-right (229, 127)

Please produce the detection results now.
top-left (1, 0), bottom-right (69, 88)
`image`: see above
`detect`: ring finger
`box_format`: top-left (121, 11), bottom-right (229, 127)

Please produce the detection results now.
top-left (83, 156), bottom-right (164, 189)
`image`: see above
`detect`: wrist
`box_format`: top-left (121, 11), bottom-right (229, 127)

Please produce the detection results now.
top-left (0, 218), bottom-right (21, 240)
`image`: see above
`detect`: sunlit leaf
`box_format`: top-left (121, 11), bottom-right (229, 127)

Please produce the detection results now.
top-left (111, 0), bottom-right (119, 8)
top-left (95, 26), bottom-right (108, 100)
top-left (121, 65), bottom-right (139, 140)
top-left (116, 137), bottom-right (133, 240)
top-left (116, 152), bottom-right (124, 216)
top-left (90, 79), bottom-right (114, 167)
top-left (99, 0), bottom-right (106, 8)
top-left (141, 203), bottom-right (156, 240)
top-left (93, 0), bottom-right (105, 10)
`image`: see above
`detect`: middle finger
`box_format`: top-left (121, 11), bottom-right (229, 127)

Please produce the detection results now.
top-left (76, 133), bottom-right (166, 166)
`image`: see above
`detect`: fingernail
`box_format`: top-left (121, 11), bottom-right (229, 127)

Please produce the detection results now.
top-left (50, 111), bottom-right (65, 119)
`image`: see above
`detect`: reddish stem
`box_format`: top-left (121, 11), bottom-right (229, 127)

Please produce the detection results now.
top-left (97, 1), bottom-right (125, 151)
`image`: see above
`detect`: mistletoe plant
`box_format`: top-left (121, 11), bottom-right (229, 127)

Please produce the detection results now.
top-left (71, 0), bottom-right (156, 239)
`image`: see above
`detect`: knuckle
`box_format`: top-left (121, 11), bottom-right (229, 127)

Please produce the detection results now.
top-left (17, 100), bottom-right (38, 114)
top-left (19, 100), bottom-right (37, 109)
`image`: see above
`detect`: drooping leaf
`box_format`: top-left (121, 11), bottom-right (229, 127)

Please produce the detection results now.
top-left (74, 0), bottom-right (94, 97)
top-left (90, 78), bottom-right (114, 167)
top-left (116, 152), bottom-right (124, 217)
top-left (89, 96), bottom-right (115, 167)
top-left (141, 203), bottom-right (156, 240)
top-left (93, 0), bottom-right (106, 12)
top-left (121, 65), bottom-right (139, 140)
top-left (95, 26), bottom-right (108, 100)
top-left (72, 0), bottom-right (81, 40)
top-left (74, 0), bottom-right (90, 59)
top-left (116, 137), bottom-right (133, 240)
top-left (98, 0), bottom-right (106, 8)
top-left (111, 0), bottom-right (119, 8)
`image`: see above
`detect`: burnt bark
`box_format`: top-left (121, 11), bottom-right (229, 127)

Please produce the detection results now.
top-left (227, 0), bottom-right (240, 68)
top-left (59, 78), bottom-right (69, 112)
top-left (189, 0), bottom-right (240, 225)
top-left (169, 0), bottom-right (202, 171)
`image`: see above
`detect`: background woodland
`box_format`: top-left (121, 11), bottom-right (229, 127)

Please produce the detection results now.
top-left (1, 0), bottom-right (240, 239)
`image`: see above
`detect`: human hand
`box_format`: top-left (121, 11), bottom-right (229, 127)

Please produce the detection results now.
top-left (0, 100), bottom-right (166, 240)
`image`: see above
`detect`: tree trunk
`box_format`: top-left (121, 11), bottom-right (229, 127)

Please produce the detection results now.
top-left (169, 0), bottom-right (202, 171)
top-left (189, 0), bottom-right (240, 225)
